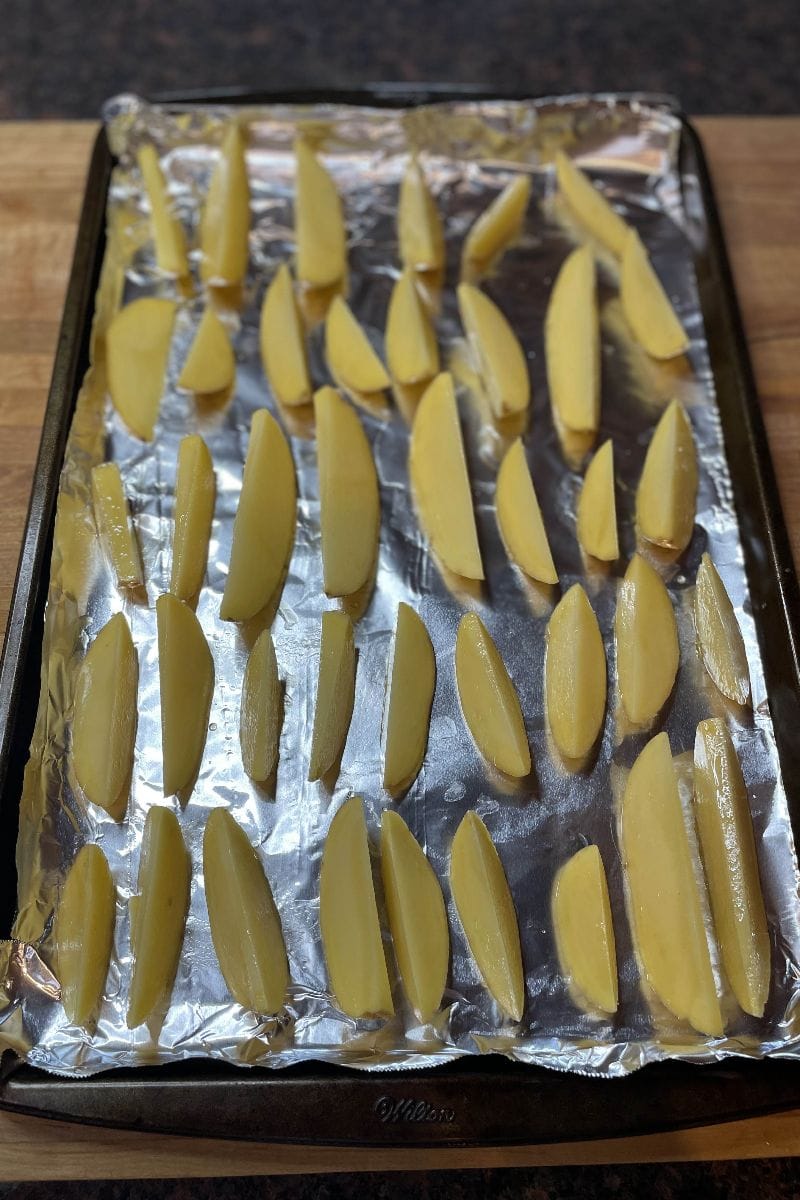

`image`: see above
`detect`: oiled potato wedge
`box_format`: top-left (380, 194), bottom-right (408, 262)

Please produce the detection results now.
top-left (545, 584), bottom-right (606, 761)
top-left (91, 462), bottom-right (143, 589)
top-left (462, 175), bottom-right (531, 268)
top-left (694, 553), bottom-right (750, 706)
top-left (137, 143), bottom-right (188, 277)
top-left (636, 399), bottom-right (697, 552)
top-left (72, 612), bottom-right (138, 819)
top-left (621, 733), bottom-right (722, 1036)
top-left (325, 295), bottom-right (389, 395)
top-left (156, 593), bottom-right (214, 798)
top-left (127, 806), bottom-right (191, 1029)
top-left (314, 386), bottom-right (380, 597)
top-left (457, 283), bottom-right (529, 419)
top-left (106, 297), bottom-right (176, 441)
top-left (178, 307), bottom-right (235, 395)
top-left (551, 845), bottom-right (618, 1013)
top-left (204, 808), bottom-right (289, 1013)
top-left (615, 554), bottom-right (679, 726)
top-left (170, 434), bottom-right (215, 602)
top-left (694, 719), bottom-right (770, 1017)
top-left (200, 122), bottom-right (250, 285)
top-left (495, 437), bottom-right (557, 584)
top-left (450, 811), bottom-right (524, 1021)
top-left (382, 603), bottom-right (436, 794)
top-left (320, 796), bottom-right (393, 1018)
top-left (545, 244), bottom-right (599, 435)
top-left (220, 408), bottom-right (296, 621)
top-left (260, 263), bottom-right (311, 408)
top-left (554, 150), bottom-right (628, 257)
top-left (308, 611), bottom-right (356, 782)
top-left (576, 439), bottom-right (618, 561)
top-left (409, 372), bottom-right (483, 580)
top-left (240, 629), bottom-right (282, 783)
top-left (398, 157), bottom-right (444, 272)
top-left (295, 138), bottom-right (346, 288)
top-left (385, 269), bottom-right (439, 386)
top-left (55, 844), bottom-right (116, 1027)
top-left (455, 612), bottom-right (530, 779)
top-left (621, 229), bottom-right (688, 360)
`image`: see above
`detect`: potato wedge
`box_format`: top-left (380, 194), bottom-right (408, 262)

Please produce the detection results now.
top-left (156, 592), bottom-right (214, 798)
top-left (398, 157), bottom-right (444, 272)
top-left (55, 844), bottom-right (116, 1027)
top-left (545, 244), bottom-right (599, 435)
top-left (551, 845), bottom-right (618, 1014)
top-left (308, 610), bottom-right (356, 782)
top-left (382, 603), bottom-right (436, 794)
top-left (554, 150), bottom-right (628, 257)
top-left (385, 268), bottom-right (439, 386)
top-left (462, 175), bottom-right (531, 268)
top-left (295, 138), bottom-right (346, 288)
top-left (91, 462), bottom-right (143, 589)
top-left (137, 143), bottom-right (188, 277)
top-left (576, 439), bottom-right (618, 561)
top-left (170, 434), bottom-right (215, 602)
top-left (178, 306), bottom-right (235, 394)
top-left (204, 808), bottom-right (289, 1013)
top-left (260, 263), bottom-right (311, 408)
top-left (240, 629), bottom-right (282, 783)
top-left (495, 437), bottom-right (557, 584)
top-left (455, 612), bottom-right (530, 779)
top-left (636, 399), bottom-right (697, 552)
top-left (694, 553), bottom-right (750, 706)
top-left (106, 297), bottom-right (176, 441)
top-left (457, 283), bottom-right (529, 419)
top-left (615, 554), bottom-right (679, 726)
top-left (200, 122), bottom-right (250, 285)
top-left (545, 584), bottom-right (606, 761)
top-left (325, 295), bottom-right (390, 395)
top-left (621, 228), bottom-right (688, 360)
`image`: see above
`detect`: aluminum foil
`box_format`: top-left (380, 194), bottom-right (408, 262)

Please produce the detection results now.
top-left (3, 92), bottom-right (800, 1080)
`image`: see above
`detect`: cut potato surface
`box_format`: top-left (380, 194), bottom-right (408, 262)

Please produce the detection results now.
top-left (308, 610), bottom-right (356, 782)
top-left (554, 150), bottom-right (628, 257)
top-left (398, 157), bottom-right (444, 272)
top-left (615, 554), bottom-right (679, 726)
top-left (457, 283), bottom-right (529, 419)
top-left (137, 143), bottom-right (188, 277)
top-left (295, 138), bottom-right (346, 288)
top-left (55, 844), bottom-right (116, 1028)
top-left (240, 629), bottom-right (282, 783)
top-left (551, 845), bottom-right (618, 1013)
top-left (545, 244), bottom-right (599, 436)
top-left (576, 439), bottom-right (619, 561)
top-left (455, 612), bottom-right (530, 779)
top-left (636, 399), bottom-right (697, 552)
top-left (200, 122), bottom-right (250, 285)
top-left (170, 435), bottom-right (215, 602)
top-left (621, 229), bottom-right (689, 360)
top-left (325, 295), bottom-right (389, 395)
top-left (694, 553), bottom-right (750, 706)
top-left (496, 438), bottom-right (557, 584)
top-left (462, 175), bottom-right (531, 267)
top-left (106, 297), bottom-right (176, 441)
top-left (545, 584), bottom-right (606, 761)
top-left (260, 263), bottom-right (311, 408)
top-left (156, 593), bottom-right (214, 798)
top-left (178, 306), bottom-right (235, 395)
top-left (382, 603), bottom-right (436, 794)
top-left (385, 269), bottom-right (439, 386)
top-left (91, 462), bottom-right (143, 589)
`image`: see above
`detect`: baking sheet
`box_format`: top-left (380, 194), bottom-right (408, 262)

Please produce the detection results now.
top-left (2, 92), bottom-right (800, 1079)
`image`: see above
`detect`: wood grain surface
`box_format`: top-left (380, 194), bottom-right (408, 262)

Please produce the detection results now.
top-left (0, 117), bottom-right (798, 1178)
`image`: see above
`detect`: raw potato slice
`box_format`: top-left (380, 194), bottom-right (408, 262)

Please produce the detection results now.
top-left (545, 244), bottom-right (599, 435)
top-left (157, 593), bottom-right (214, 798)
top-left (554, 150), bottom-right (628, 257)
top-left (308, 611), bottom-right (356, 782)
top-left (385, 269), bottom-right (439, 386)
top-left (621, 733), bottom-right (723, 1036)
top-left (204, 808), bottom-right (289, 1013)
top-left (551, 845), bottom-right (618, 1014)
top-left (91, 462), bottom-right (143, 588)
top-left (240, 629), bottom-right (282, 783)
top-left (615, 554), bottom-right (679, 726)
top-left (382, 603), bottom-right (436, 793)
top-left (545, 584), bottom-right (606, 761)
top-left (694, 553), bottom-right (750, 706)
top-left (315, 386), bottom-right (380, 597)
top-left (137, 143), bottom-right (188, 277)
top-left (455, 612), bottom-right (530, 779)
top-left (106, 297), bottom-right (176, 441)
top-left (450, 811), bottom-right (524, 1021)
top-left (381, 811), bottom-right (448, 1021)
top-left (636, 399), bottom-right (698, 552)
top-left (295, 138), bottom-right (346, 288)
top-left (621, 229), bottom-right (689, 360)
top-left (127, 806), bottom-right (191, 1029)
top-left (55, 844), bottom-right (116, 1027)
top-left (325, 295), bottom-right (390, 395)
top-left (320, 796), bottom-right (393, 1018)
top-left (220, 408), bottom-right (296, 620)
top-left (178, 307), bottom-right (235, 394)
top-left (200, 122), bottom-right (250, 285)
top-left (577, 440), bottom-right (619, 561)
top-left (457, 283), bottom-right (529, 418)
top-left (72, 612), bottom-right (138, 819)
top-left (409, 373), bottom-right (483, 580)
top-left (462, 175), bottom-right (531, 267)
top-left (260, 263), bottom-right (311, 408)
top-left (495, 438), bottom-right (557, 584)
top-left (694, 719), bottom-right (770, 1017)
top-left (398, 157), bottom-right (444, 272)
top-left (170, 434), bottom-right (215, 602)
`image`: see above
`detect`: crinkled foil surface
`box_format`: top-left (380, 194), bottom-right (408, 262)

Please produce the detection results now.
top-left (3, 93), bottom-right (800, 1080)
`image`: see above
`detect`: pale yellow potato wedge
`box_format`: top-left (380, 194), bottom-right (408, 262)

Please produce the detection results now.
top-left (636, 399), bottom-right (698, 552)
top-left (450, 810), bottom-right (524, 1021)
top-left (694, 553), bottom-right (750, 706)
top-left (621, 228), bottom-right (689, 360)
top-left (545, 584), bottom-right (606, 761)
top-left (621, 733), bottom-right (723, 1036)
top-left (551, 845), bottom-right (618, 1014)
top-left (72, 612), bottom-right (138, 819)
top-left (398, 157), bottom-right (444, 272)
top-left (178, 307), bottom-right (235, 395)
top-left (381, 810), bottom-right (448, 1022)
top-left (409, 372), bottom-right (483, 580)
top-left (204, 808), bottom-right (289, 1013)
top-left (576, 439), bottom-right (618, 561)
top-left (200, 122), bottom-right (250, 285)
top-left (455, 612), bottom-right (530, 779)
top-left (55, 844), bottom-right (116, 1027)
top-left (295, 138), bottom-right (346, 289)
top-left (91, 462), bottom-right (143, 589)
top-left (106, 297), bottom-right (176, 441)
top-left (308, 611), bottom-right (356, 782)
top-left (260, 263), bottom-right (311, 408)
top-left (554, 150), bottom-right (628, 257)
top-left (315, 385), bottom-right (380, 597)
top-left (462, 175), bottom-right (531, 267)
top-left (156, 593), bottom-right (214, 798)
top-left (137, 143), bottom-right (189, 277)
top-left (457, 283), bottom-right (529, 419)
top-left (382, 602), bottom-right (436, 793)
top-left (170, 434), bottom-right (215, 602)
top-left (240, 629), bottom-right (282, 783)
top-left (320, 796), bottom-right (393, 1018)
top-left (325, 295), bottom-right (390, 395)
top-left (221, 408), bottom-right (296, 621)
top-left (495, 438), bottom-right (557, 584)
top-left (545, 244), bottom-right (599, 435)
top-left (385, 269), bottom-right (439, 386)
top-left (694, 719), bottom-right (770, 1017)
top-left (615, 554), bottom-right (679, 726)
top-left (127, 806), bottom-right (191, 1029)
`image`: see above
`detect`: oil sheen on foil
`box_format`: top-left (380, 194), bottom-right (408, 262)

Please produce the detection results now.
top-left (2, 93), bottom-right (800, 1079)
